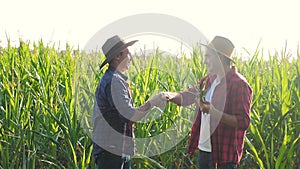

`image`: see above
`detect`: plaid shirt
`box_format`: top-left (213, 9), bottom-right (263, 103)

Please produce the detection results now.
top-left (186, 67), bottom-right (252, 165)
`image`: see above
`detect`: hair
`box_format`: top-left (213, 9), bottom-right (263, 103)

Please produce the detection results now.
top-left (220, 54), bottom-right (231, 66)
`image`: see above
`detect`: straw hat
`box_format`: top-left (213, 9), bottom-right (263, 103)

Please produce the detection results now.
top-left (100, 35), bottom-right (138, 69)
top-left (202, 36), bottom-right (235, 63)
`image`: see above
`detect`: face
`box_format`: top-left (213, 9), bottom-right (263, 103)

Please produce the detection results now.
top-left (204, 49), bottom-right (222, 74)
top-left (117, 48), bottom-right (133, 73)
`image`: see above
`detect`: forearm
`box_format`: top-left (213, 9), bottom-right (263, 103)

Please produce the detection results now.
top-left (168, 92), bottom-right (183, 105)
top-left (168, 92), bottom-right (196, 106)
top-left (210, 106), bottom-right (238, 128)
top-left (131, 101), bottom-right (152, 121)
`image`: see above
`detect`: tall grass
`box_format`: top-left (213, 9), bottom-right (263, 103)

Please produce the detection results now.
top-left (237, 47), bottom-right (300, 169)
top-left (0, 40), bottom-right (299, 168)
top-left (0, 40), bottom-right (93, 168)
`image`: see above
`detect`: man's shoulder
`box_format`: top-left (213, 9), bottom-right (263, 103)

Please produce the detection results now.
top-left (232, 72), bottom-right (247, 81)
top-left (100, 72), bottom-right (112, 83)
top-left (230, 72), bottom-right (251, 89)
top-left (100, 71), bottom-right (127, 90)
top-left (99, 71), bottom-right (115, 88)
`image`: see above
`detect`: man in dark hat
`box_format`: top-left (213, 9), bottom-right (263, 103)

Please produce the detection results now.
top-left (161, 36), bottom-right (253, 169)
top-left (92, 35), bottom-right (165, 169)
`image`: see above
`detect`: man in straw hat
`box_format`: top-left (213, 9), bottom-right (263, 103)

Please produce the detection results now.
top-left (92, 35), bottom-right (165, 169)
top-left (161, 36), bottom-right (253, 168)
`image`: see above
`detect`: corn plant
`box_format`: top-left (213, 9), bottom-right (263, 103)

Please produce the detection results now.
top-left (1, 39), bottom-right (300, 169)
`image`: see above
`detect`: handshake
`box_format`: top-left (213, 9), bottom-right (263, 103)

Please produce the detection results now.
top-left (148, 92), bottom-right (177, 108)
top-left (148, 91), bottom-right (211, 113)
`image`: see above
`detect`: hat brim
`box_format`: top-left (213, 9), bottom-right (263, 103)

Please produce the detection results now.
top-left (200, 43), bottom-right (236, 64)
top-left (100, 40), bottom-right (138, 69)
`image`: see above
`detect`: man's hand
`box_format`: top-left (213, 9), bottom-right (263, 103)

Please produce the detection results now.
top-left (160, 92), bottom-right (178, 100)
top-left (195, 97), bottom-right (211, 113)
top-left (149, 93), bottom-right (167, 108)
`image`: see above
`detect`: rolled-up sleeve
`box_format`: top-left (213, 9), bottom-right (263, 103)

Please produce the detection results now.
top-left (110, 75), bottom-right (135, 121)
top-left (180, 88), bottom-right (197, 106)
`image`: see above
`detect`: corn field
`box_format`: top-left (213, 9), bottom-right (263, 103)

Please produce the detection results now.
top-left (0, 40), bottom-right (299, 168)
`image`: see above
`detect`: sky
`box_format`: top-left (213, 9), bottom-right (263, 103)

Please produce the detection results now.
top-left (1, 0), bottom-right (300, 58)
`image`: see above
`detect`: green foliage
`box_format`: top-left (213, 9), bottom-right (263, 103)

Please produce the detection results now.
top-left (237, 47), bottom-right (300, 169)
top-left (0, 40), bottom-right (300, 168)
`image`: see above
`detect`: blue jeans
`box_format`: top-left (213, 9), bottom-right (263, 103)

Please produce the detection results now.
top-left (198, 150), bottom-right (214, 169)
top-left (95, 150), bottom-right (130, 169)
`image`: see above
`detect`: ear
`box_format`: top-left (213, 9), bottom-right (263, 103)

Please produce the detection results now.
top-left (114, 54), bottom-right (121, 60)
top-left (113, 54), bottom-right (124, 64)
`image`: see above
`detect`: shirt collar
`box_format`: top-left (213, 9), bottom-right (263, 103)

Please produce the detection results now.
top-left (108, 66), bottom-right (128, 81)
top-left (208, 66), bottom-right (237, 85)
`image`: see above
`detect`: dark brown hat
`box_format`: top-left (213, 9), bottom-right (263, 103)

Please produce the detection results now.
top-left (100, 35), bottom-right (138, 69)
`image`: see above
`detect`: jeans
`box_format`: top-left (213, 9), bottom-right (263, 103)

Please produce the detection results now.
top-left (198, 150), bottom-right (214, 169)
top-left (95, 150), bottom-right (130, 169)
top-left (217, 162), bottom-right (237, 169)
top-left (198, 150), bottom-right (237, 169)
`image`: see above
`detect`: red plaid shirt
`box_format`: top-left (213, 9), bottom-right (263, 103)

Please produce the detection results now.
top-left (185, 67), bottom-right (252, 165)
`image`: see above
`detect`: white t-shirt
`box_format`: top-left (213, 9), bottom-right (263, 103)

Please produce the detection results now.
top-left (198, 79), bottom-right (220, 152)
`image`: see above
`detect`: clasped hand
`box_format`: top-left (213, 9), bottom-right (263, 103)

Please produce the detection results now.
top-left (195, 97), bottom-right (211, 113)
top-left (151, 92), bottom-right (212, 113)
top-left (149, 93), bottom-right (167, 108)
top-left (149, 92), bottom-right (178, 108)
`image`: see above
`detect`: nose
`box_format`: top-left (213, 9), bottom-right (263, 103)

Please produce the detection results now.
top-left (129, 52), bottom-right (133, 61)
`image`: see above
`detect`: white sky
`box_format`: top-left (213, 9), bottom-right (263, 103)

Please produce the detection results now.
top-left (1, 0), bottom-right (300, 58)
